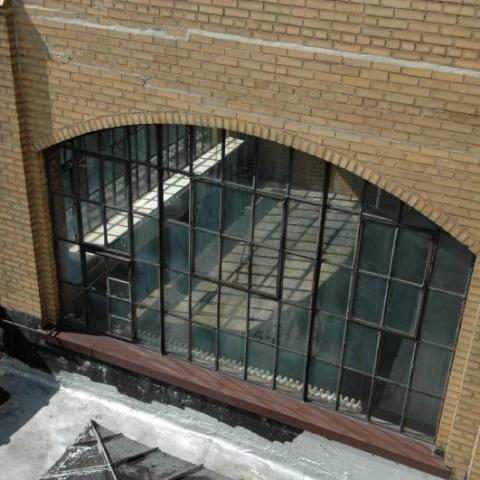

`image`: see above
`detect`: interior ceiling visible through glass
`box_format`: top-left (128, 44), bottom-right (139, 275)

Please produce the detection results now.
top-left (45, 125), bottom-right (475, 442)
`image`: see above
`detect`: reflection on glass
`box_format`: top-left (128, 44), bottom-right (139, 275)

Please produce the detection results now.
top-left (249, 295), bottom-right (278, 344)
top-left (221, 237), bottom-right (249, 287)
top-left (220, 286), bottom-right (247, 335)
top-left (353, 274), bottom-right (387, 325)
top-left (286, 200), bottom-right (320, 257)
top-left (195, 182), bottom-right (221, 230)
top-left (279, 305), bottom-right (309, 353)
top-left (282, 254), bottom-right (314, 306)
top-left (253, 196), bottom-right (283, 249)
top-left (81, 202), bottom-right (104, 246)
top-left (251, 246), bottom-right (279, 296)
top-left (323, 209), bottom-right (359, 266)
top-left (165, 314), bottom-right (188, 358)
top-left (164, 222), bottom-right (189, 271)
top-left (344, 323), bottom-right (379, 374)
top-left (136, 306), bottom-right (161, 349)
top-left (57, 241), bottom-right (82, 285)
top-left (317, 263), bottom-right (351, 317)
top-left (384, 282), bottom-right (421, 334)
top-left (134, 261), bottom-right (159, 310)
top-left (192, 324), bottom-right (216, 368)
top-left (392, 229), bottom-right (430, 284)
top-left (163, 269), bottom-right (188, 318)
top-left (312, 312), bottom-right (345, 364)
top-left (223, 188), bottom-right (252, 240)
top-left (359, 221), bottom-right (395, 275)
top-left (195, 230), bottom-right (219, 278)
top-left (191, 278), bottom-right (217, 327)
top-left (290, 150), bottom-right (324, 202)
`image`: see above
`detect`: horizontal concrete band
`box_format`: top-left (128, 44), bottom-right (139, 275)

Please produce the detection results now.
top-left (47, 330), bottom-right (450, 479)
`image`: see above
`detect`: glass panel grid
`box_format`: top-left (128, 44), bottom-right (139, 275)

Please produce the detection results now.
top-left (46, 125), bottom-right (474, 443)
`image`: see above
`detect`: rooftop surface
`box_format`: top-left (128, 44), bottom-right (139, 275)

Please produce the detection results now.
top-left (0, 355), bottom-right (443, 480)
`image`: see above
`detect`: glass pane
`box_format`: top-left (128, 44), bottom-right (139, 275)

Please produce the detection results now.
top-left (312, 312), bottom-right (345, 364)
top-left (279, 305), bottom-right (309, 353)
top-left (249, 295), bottom-right (278, 344)
top-left (191, 278), bottom-right (217, 328)
top-left (377, 332), bottom-right (414, 385)
top-left (223, 188), bottom-right (252, 240)
top-left (290, 150), bottom-right (325, 203)
top-left (371, 381), bottom-right (406, 428)
top-left (421, 290), bottom-right (463, 348)
top-left (339, 369), bottom-right (371, 416)
top-left (165, 314), bottom-right (188, 358)
top-left (164, 222), bottom-right (189, 271)
top-left (109, 297), bottom-right (131, 320)
top-left (251, 246), bottom-right (279, 296)
top-left (192, 127), bottom-right (223, 179)
top-left (353, 274), bottom-right (387, 325)
top-left (47, 147), bottom-right (74, 195)
top-left (103, 160), bottom-right (128, 210)
top-left (276, 349), bottom-right (305, 397)
top-left (163, 125), bottom-right (187, 171)
top-left (317, 263), bottom-right (351, 317)
top-left (401, 205), bottom-right (437, 230)
top-left (111, 314), bottom-right (131, 338)
top-left (430, 234), bottom-right (472, 295)
top-left (134, 214), bottom-right (159, 264)
top-left (363, 183), bottom-right (400, 220)
top-left (323, 209), bottom-right (359, 266)
top-left (57, 241), bottom-right (82, 285)
top-left (195, 182), bottom-right (221, 231)
top-left (77, 131), bottom-right (99, 153)
top-left (412, 343), bottom-right (451, 397)
top-left (282, 254), bottom-right (315, 306)
top-left (134, 261), bottom-right (159, 310)
top-left (253, 196), bottom-right (283, 249)
top-left (98, 128), bottom-right (114, 155)
top-left (221, 237), bottom-right (249, 287)
top-left (163, 173), bottom-right (190, 223)
top-left (384, 282), bottom-right (421, 334)
top-left (78, 154), bottom-right (101, 202)
top-left (81, 202), bottom-right (104, 246)
top-left (52, 195), bottom-right (78, 241)
top-left (112, 127), bottom-right (129, 160)
top-left (130, 125), bottom-right (149, 163)
top-left (307, 360), bottom-right (339, 405)
top-left (86, 291), bottom-right (108, 332)
top-left (85, 252), bottom-right (106, 293)
top-left (285, 200), bottom-right (320, 257)
top-left (136, 306), bottom-right (161, 350)
top-left (344, 323), bottom-right (379, 374)
top-left (195, 230), bottom-right (219, 278)
top-left (247, 340), bottom-right (275, 387)
top-left (60, 283), bottom-right (85, 328)
top-left (256, 139), bottom-right (289, 194)
top-left (191, 324), bottom-right (216, 368)
top-left (224, 132), bottom-right (255, 187)
top-left (404, 392), bottom-right (442, 439)
top-left (163, 270), bottom-right (189, 318)
top-left (220, 286), bottom-right (247, 335)
top-left (219, 331), bottom-right (245, 377)
top-left (392, 229), bottom-right (430, 284)
top-left (359, 222), bottom-right (395, 275)
top-left (328, 166), bottom-right (363, 210)
top-left (133, 168), bottom-right (158, 217)
top-left (106, 208), bottom-right (130, 253)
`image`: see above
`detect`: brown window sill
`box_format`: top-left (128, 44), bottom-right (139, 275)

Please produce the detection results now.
top-left (47, 330), bottom-right (449, 479)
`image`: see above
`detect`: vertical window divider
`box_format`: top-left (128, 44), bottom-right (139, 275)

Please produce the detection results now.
top-left (302, 163), bottom-right (331, 402)
top-left (334, 181), bottom-right (366, 411)
top-left (399, 234), bottom-right (439, 432)
top-left (365, 217), bottom-right (401, 421)
top-left (188, 125), bottom-right (195, 362)
top-left (125, 129), bottom-right (137, 343)
top-left (156, 125), bottom-right (166, 355)
top-left (272, 146), bottom-right (293, 391)
top-left (215, 129), bottom-right (226, 371)
top-left (244, 135), bottom-right (258, 381)
top-left (99, 156), bottom-right (108, 250)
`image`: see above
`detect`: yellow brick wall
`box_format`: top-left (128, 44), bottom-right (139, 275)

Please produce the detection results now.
top-left (2, 0), bottom-right (480, 477)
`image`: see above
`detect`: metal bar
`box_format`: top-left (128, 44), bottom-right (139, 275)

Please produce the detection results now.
top-left (187, 126), bottom-right (195, 362)
top-left (244, 133), bottom-right (257, 381)
top-left (302, 162), bottom-right (331, 402)
top-left (215, 129), bottom-right (227, 372)
top-left (334, 180), bottom-right (366, 411)
top-left (157, 124), bottom-right (166, 355)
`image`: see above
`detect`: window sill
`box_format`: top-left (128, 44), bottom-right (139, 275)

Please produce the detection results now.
top-left (47, 330), bottom-right (449, 479)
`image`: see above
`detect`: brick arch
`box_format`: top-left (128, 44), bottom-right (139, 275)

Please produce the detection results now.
top-left (35, 111), bottom-right (479, 254)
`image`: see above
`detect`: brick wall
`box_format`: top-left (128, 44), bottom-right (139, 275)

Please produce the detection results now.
top-left (2, 0), bottom-right (480, 477)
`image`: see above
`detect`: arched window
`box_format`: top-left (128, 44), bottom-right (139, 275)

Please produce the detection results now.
top-left (45, 125), bottom-right (474, 441)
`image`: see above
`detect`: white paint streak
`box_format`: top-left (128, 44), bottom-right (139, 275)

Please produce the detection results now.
top-left (27, 7), bottom-right (480, 78)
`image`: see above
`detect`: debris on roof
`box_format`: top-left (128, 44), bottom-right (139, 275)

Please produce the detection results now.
top-left (40, 420), bottom-right (229, 480)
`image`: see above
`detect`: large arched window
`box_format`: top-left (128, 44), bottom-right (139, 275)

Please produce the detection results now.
top-left (45, 125), bottom-right (474, 441)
